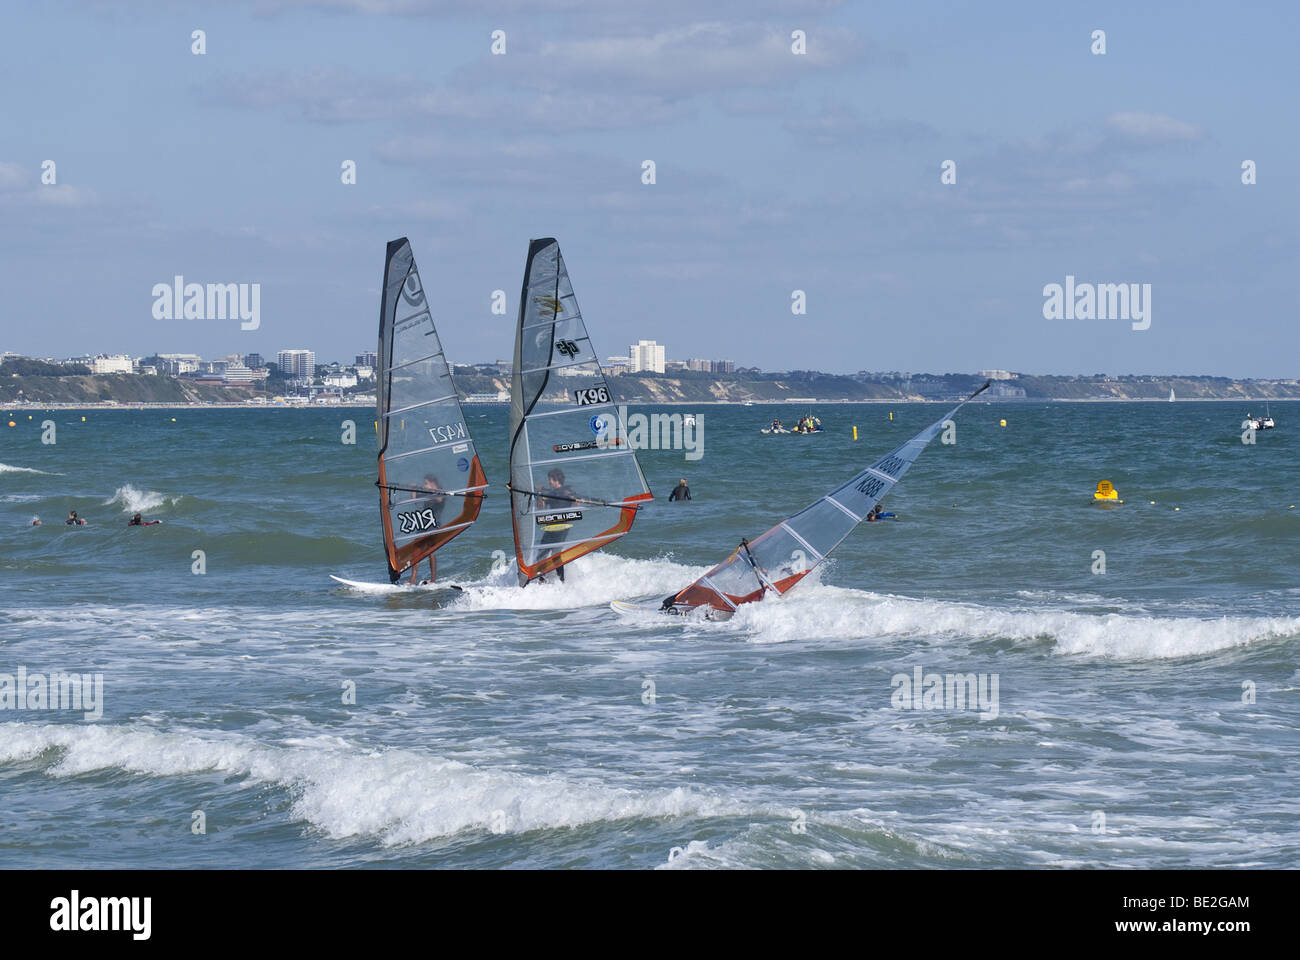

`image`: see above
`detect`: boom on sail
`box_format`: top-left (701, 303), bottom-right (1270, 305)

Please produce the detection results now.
top-left (664, 381), bottom-right (991, 615)
top-left (376, 238), bottom-right (487, 583)
top-left (508, 238), bottom-right (652, 586)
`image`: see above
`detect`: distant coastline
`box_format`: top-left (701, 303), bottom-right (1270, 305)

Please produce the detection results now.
top-left (3, 397), bottom-right (1295, 412)
top-left (3, 368), bottom-right (1298, 409)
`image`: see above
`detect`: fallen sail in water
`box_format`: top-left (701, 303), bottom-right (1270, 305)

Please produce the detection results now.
top-left (374, 237), bottom-right (487, 583)
top-left (508, 238), bottom-right (652, 586)
top-left (638, 381), bottom-right (991, 618)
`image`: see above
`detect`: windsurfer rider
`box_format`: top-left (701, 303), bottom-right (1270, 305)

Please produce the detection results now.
top-left (536, 467), bottom-right (576, 583)
top-left (668, 478), bottom-right (691, 501)
top-left (407, 474), bottom-right (447, 584)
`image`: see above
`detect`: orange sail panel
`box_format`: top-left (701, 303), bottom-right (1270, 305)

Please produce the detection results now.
top-left (673, 382), bottom-right (991, 612)
top-left (507, 238), bottom-right (652, 586)
top-left (376, 238), bottom-right (487, 582)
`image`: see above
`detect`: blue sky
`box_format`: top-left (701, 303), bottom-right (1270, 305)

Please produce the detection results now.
top-left (1, 0), bottom-right (1295, 376)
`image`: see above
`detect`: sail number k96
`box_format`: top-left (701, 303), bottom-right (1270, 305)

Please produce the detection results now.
top-left (574, 387), bottom-right (610, 406)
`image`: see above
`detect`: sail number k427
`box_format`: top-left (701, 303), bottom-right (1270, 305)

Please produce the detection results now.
top-left (428, 422), bottom-right (468, 444)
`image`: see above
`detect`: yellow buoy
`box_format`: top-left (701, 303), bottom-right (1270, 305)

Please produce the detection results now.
top-left (81, 416), bottom-right (86, 422)
top-left (999, 419), bottom-right (1007, 427)
top-left (171, 418), bottom-right (176, 422)
top-left (852, 425), bottom-right (858, 440)
top-left (1093, 481), bottom-right (1122, 505)
top-left (888, 411), bottom-right (893, 421)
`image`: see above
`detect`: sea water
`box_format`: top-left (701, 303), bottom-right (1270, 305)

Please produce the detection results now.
top-left (1, 402), bottom-right (1296, 868)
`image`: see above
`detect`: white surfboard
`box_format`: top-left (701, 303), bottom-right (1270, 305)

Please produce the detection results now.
top-left (330, 575), bottom-right (465, 600)
top-left (610, 599), bottom-right (661, 615)
top-left (610, 599), bottom-right (732, 621)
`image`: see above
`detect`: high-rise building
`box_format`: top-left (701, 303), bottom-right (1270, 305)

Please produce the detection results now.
top-left (355, 352), bottom-right (378, 368)
top-left (628, 340), bottom-right (665, 374)
top-left (710, 359), bottom-right (735, 374)
top-left (244, 353), bottom-right (264, 370)
top-left (277, 349), bottom-right (316, 378)
top-left (686, 358), bottom-right (710, 372)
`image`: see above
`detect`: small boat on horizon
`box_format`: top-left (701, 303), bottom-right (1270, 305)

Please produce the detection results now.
top-left (1245, 408), bottom-right (1276, 431)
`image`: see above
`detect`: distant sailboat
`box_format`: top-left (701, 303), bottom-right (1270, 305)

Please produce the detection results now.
top-left (507, 238), bottom-right (652, 586)
top-left (1246, 401), bottom-right (1276, 431)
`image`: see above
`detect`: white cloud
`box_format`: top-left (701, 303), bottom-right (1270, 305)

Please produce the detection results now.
top-left (199, 69), bottom-right (690, 130)
top-left (34, 184), bottom-right (96, 207)
top-left (0, 161), bottom-right (28, 191)
top-left (1106, 111), bottom-right (1205, 146)
top-left (783, 100), bottom-right (937, 146)
top-left (509, 21), bottom-right (864, 97)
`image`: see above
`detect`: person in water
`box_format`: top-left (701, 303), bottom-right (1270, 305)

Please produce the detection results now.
top-left (65, 510), bottom-right (85, 526)
top-left (408, 474), bottom-right (447, 584)
top-left (866, 504), bottom-right (896, 522)
top-left (668, 478), bottom-right (691, 502)
top-left (770, 418), bottom-right (783, 432)
top-left (536, 467), bottom-right (576, 583)
top-left (128, 512), bottom-right (161, 526)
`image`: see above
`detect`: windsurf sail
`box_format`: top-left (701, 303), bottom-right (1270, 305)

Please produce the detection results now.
top-left (668, 381), bottom-right (991, 613)
top-left (376, 237), bottom-right (487, 582)
top-left (508, 238), bottom-right (652, 586)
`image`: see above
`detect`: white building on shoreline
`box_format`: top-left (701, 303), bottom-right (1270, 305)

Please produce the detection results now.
top-left (628, 340), bottom-right (665, 374)
top-left (90, 354), bottom-right (134, 375)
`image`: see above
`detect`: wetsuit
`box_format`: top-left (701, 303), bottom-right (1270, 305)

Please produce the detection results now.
top-left (668, 483), bottom-right (691, 502)
top-left (537, 484), bottom-right (577, 582)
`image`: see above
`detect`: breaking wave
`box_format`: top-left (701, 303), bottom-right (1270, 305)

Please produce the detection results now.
top-left (0, 722), bottom-right (759, 846)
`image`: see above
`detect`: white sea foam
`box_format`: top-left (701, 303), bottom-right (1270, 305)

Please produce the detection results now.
top-left (0, 463), bottom-right (56, 475)
top-left (102, 484), bottom-right (180, 513)
top-left (456, 552), bottom-right (705, 612)
top-left (0, 722), bottom-right (758, 845)
top-left (725, 585), bottom-right (1300, 660)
